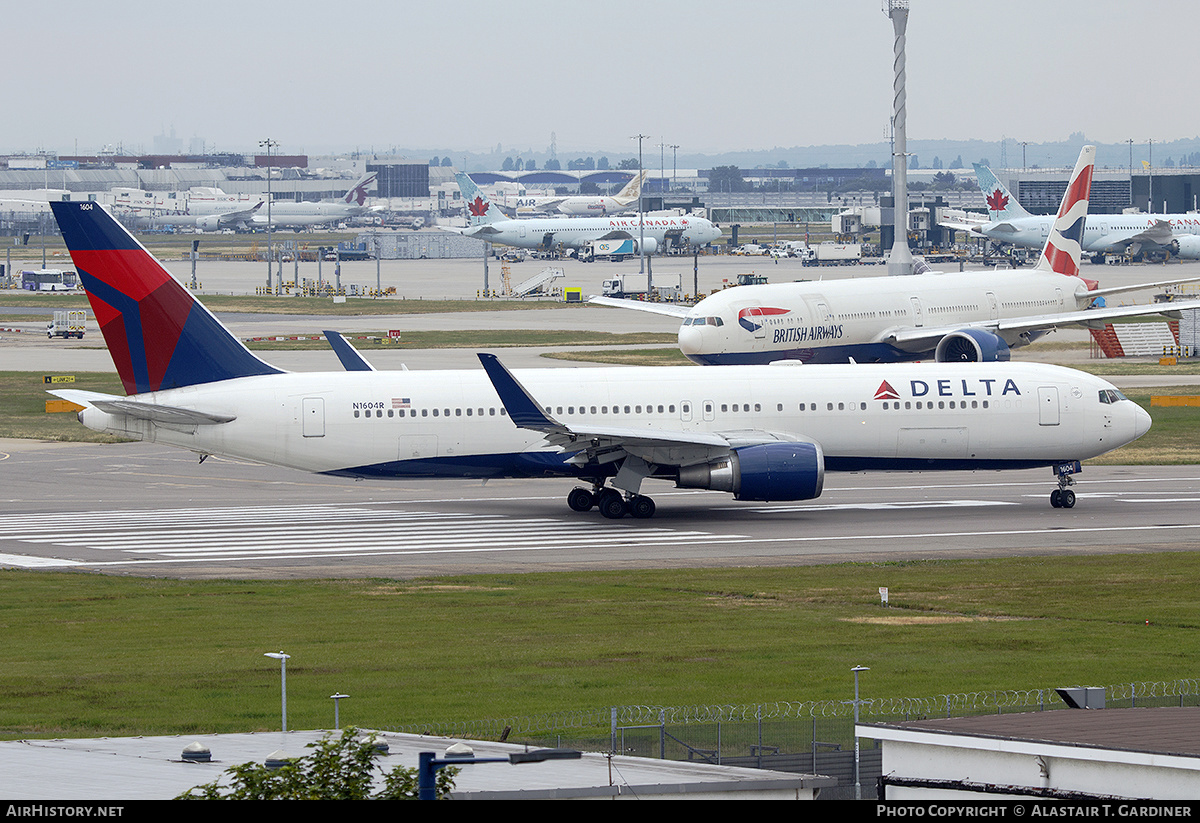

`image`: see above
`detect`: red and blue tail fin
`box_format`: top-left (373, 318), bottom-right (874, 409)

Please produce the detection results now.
top-left (50, 201), bottom-right (282, 395)
top-left (1034, 145), bottom-right (1095, 280)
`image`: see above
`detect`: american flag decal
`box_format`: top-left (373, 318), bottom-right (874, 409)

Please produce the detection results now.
top-left (392, 397), bottom-right (410, 408)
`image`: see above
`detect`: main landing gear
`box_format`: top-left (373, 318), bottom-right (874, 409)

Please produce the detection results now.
top-left (566, 485), bottom-right (656, 519)
top-left (1050, 461), bottom-right (1080, 509)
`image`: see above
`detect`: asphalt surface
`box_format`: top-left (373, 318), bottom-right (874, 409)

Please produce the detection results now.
top-left (2, 252), bottom-right (1200, 579)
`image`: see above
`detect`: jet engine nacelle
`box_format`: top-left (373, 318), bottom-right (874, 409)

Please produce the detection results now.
top-left (676, 442), bottom-right (824, 501)
top-left (934, 328), bottom-right (1011, 363)
top-left (1173, 235), bottom-right (1200, 259)
top-left (196, 216), bottom-right (223, 232)
top-left (635, 237), bottom-right (658, 256)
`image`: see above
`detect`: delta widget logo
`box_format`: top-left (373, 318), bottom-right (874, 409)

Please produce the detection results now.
top-left (874, 380), bottom-right (900, 400)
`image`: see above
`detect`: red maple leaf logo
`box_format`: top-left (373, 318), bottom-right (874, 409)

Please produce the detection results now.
top-left (874, 380), bottom-right (900, 401)
top-left (468, 196), bottom-right (489, 217)
top-left (986, 188), bottom-right (1009, 213)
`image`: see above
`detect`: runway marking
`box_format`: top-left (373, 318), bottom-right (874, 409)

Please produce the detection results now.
top-left (0, 505), bottom-right (740, 567)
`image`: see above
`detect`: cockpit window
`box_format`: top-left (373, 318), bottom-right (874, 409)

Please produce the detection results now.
top-left (684, 316), bottom-right (724, 327)
top-left (1098, 389), bottom-right (1128, 404)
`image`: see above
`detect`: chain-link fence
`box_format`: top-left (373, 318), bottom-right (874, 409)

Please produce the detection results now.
top-left (386, 679), bottom-right (1200, 800)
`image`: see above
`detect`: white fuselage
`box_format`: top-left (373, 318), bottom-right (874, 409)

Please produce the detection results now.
top-left (76, 362), bottom-right (1148, 483)
top-left (466, 213), bottom-right (721, 251)
top-left (556, 195), bottom-right (637, 216)
top-left (980, 213), bottom-right (1200, 255)
top-left (678, 270), bottom-right (1093, 365)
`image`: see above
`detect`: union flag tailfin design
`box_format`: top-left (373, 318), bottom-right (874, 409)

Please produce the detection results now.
top-left (1034, 145), bottom-right (1095, 279)
top-left (50, 201), bottom-right (282, 395)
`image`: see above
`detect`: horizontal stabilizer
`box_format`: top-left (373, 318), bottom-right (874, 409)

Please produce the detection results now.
top-left (48, 389), bottom-right (235, 425)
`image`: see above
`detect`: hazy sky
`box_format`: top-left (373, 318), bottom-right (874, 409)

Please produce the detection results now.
top-left (9, 0), bottom-right (1200, 158)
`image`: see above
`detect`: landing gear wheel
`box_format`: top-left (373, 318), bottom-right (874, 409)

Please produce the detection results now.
top-left (597, 489), bottom-right (628, 519)
top-left (1060, 489), bottom-right (1076, 509)
top-left (1050, 489), bottom-right (1063, 508)
top-left (629, 495), bottom-right (656, 519)
top-left (567, 488), bottom-right (595, 512)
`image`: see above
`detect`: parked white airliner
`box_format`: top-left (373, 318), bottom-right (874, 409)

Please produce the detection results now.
top-left (555, 170), bottom-right (647, 215)
top-left (947, 163), bottom-right (1200, 262)
top-left (597, 146), bottom-right (1200, 365)
top-left (448, 172), bottom-right (721, 255)
top-left (121, 173), bottom-right (377, 231)
top-left (47, 198), bottom-right (1148, 515)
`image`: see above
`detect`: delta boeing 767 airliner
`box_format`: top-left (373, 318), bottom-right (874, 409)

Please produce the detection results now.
top-left (48, 200), bottom-right (1149, 516)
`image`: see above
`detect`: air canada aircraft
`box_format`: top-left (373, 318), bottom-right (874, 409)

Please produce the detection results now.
top-left (596, 146), bottom-right (1200, 365)
top-left (946, 163), bottom-right (1200, 263)
top-left (448, 172), bottom-right (721, 256)
top-left (47, 200), bottom-right (1149, 516)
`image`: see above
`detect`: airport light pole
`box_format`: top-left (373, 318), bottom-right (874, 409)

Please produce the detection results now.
top-left (632, 134), bottom-right (648, 278)
top-left (264, 651), bottom-right (290, 732)
top-left (260, 138), bottom-right (278, 291)
top-left (418, 744), bottom-right (580, 800)
top-left (669, 144), bottom-right (679, 193)
top-left (851, 665), bottom-right (869, 800)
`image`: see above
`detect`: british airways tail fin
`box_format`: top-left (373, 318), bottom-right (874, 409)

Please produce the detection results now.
top-left (1032, 145), bottom-right (1095, 279)
top-left (974, 163), bottom-right (1032, 221)
top-left (50, 201), bottom-right (282, 395)
top-left (455, 172), bottom-right (507, 225)
top-left (343, 172), bottom-right (378, 206)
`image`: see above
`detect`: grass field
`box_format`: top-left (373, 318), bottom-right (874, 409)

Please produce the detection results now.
top-left (1, 553), bottom-right (1196, 740)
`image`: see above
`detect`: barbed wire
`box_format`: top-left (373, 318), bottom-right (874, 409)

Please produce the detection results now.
top-left (385, 678), bottom-right (1199, 739)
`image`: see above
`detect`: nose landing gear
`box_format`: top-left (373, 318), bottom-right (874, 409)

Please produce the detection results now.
top-left (1050, 461), bottom-right (1081, 509)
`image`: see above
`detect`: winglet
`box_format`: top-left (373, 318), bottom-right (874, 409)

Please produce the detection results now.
top-left (477, 353), bottom-right (562, 430)
top-left (1033, 145), bottom-right (1095, 279)
top-left (323, 330), bottom-right (376, 371)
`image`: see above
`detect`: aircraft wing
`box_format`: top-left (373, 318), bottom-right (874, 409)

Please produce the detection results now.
top-left (880, 297), bottom-right (1200, 349)
top-left (477, 353), bottom-right (803, 469)
top-left (588, 295), bottom-right (692, 319)
top-left (1089, 274), bottom-right (1200, 300)
top-left (48, 390), bottom-right (236, 425)
top-left (323, 330), bottom-right (375, 371)
top-left (216, 201), bottom-right (264, 228)
top-left (1091, 219), bottom-right (1174, 252)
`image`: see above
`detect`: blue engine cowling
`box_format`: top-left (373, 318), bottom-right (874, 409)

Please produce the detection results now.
top-left (934, 328), bottom-right (1011, 362)
top-left (676, 442), bottom-right (824, 502)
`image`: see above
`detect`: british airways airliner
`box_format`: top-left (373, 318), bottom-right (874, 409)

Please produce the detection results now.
top-left (596, 146), bottom-right (1200, 365)
top-left (47, 199), bottom-right (1148, 516)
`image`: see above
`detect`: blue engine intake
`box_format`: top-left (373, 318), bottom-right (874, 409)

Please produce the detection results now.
top-left (934, 328), bottom-right (1011, 362)
top-left (676, 442), bottom-right (824, 501)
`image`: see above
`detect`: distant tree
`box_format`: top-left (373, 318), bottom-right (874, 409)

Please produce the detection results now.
top-left (617, 158), bottom-right (640, 170)
top-left (441, 157), bottom-right (453, 167)
top-left (708, 165), bottom-right (748, 193)
top-left (525, 158), bottom-right (537, 171)
top-left (583, 156), bottom-right (595, 170)
top-left (951, 155), bottom-right (964, 169)
top-left (977, 158), bottom-right (991, 168)
top-left (429, 156), bottom-right (440, 166)
top-left (176, 728), bottom-right (457, 800)
top-left (932, 157), bottom-right (942, 170)
top-left (910, 156), bottom-right (920, 170)
top-left (501, 157), bottom-right (515, 171)
top-left (544, 158), bottom-right (561, 170)
top-left (579, 180), bottom-right (599, 194)
top-left (866, 159), bottom-right (877, 168)
top-left (567, 158), bottom-right (584, 170)
top-left (597, 157), bottom-right (609, 170)
top-left (932, 171), bottom-right (957, 189)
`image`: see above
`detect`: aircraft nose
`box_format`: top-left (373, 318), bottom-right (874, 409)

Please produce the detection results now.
top-left (1134, 404), bottom-right (1152, 440)
top-left (678, 324), bottom-right (704, 355)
